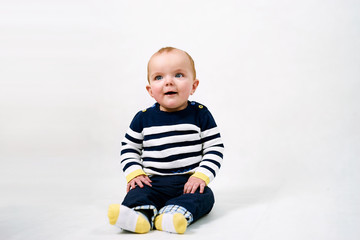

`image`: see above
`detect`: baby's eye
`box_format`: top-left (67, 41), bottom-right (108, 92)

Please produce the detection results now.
top-left (154, 75), bottom-right (163, 80)
top-left (175, 73), bottom-right (183, 78)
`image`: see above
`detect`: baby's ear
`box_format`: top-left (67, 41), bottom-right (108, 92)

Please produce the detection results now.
top-left (191, 79), bottom-right (200, 95)
top-left (146, 85), bottom-right (153, 97)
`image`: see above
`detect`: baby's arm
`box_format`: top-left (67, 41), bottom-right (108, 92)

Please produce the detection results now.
top-left (126, 175), bottom-right (152, 193)
top-left (183, 106), bottom-right (224, 194)
top-left (183, 176), bottom-right (206, 194)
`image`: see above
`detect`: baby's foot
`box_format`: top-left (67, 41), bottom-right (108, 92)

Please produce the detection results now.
top-left (154, 212), bottom-right (187, 234)
top-left (108, 204), bottom-right (150, 234)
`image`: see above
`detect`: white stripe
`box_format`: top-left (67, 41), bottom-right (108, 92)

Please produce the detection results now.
top-left (120, 152), bottom-right (141, 161)
top-left (142, 145), bottom-right (202, 159)
top-left (143, 168), bottom-right (164, 175)
top-left (203, 146), bottom-right (224, 155)
top-left (143, 156), bottom-right (201, 169)
top-left (203, 154), bottom-right (223, 164)
top-left (121, 144), bottom-right (142, 153)
top-left (120, 157), bottom-right (141, 168)
top-left (143, 124), bottom-right (200, 135)
top-left (121, 157), bottom-right (142, 166)
top-left (200, 161), bottom-right (220, 173)
top-left (122, 138), bottom-right (143, 150)
top-left (143, 133), bottom-right (200, 147)
top-left (162, 214), bottom-right (176, 233)
top-left (203, 137), bottom-right (223, 149)
top-left (127, 128), bottom-right (143, 140)
top-left (201, 126), bottom-right (220, 138)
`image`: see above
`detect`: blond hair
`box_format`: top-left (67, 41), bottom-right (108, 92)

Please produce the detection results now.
top-left (147, 47), bottom-right (196, 82)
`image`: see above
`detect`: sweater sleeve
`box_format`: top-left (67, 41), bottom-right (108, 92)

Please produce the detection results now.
top-left (192, 107), bottom-right (224, 185)
top-left (120, 111), bottom-right (146, 183)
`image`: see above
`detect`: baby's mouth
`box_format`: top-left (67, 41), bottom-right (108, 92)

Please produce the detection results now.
top-left (165, 91), bottom-right (177, 95)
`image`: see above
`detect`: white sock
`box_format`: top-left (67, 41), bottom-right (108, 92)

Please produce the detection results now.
top-left (108, 204), bottom-right (150, 234)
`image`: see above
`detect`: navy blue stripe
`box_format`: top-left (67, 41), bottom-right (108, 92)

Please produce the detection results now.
top-left (202, 133), bottom-right (221, 143)
top-left (145, 162), bottom-right (200, 174)
top-left (123, 162), bottom-right (142, 172)
top-left (125, 133), bottom-right (143, 144)
top-left (144, 130), bottom-right (199, 141)
top-left (121, 148), bottom-right (140, 155)
top-left (144, 140), bottom-right (202, 151)
top-left (205, 150), bottom-right (223, 159)
top-left (121, 157), bottom-right (135, 164)
top-left (143, 150), bottom-right (202, 163)
top-left (214, 143), bottom-right (224, 148)
top-left (201, 165), bottom-right (216, 177)
top-left (202, 159), bottom-right (221, 169)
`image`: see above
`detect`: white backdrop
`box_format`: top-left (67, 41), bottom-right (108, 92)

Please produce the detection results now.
top-left (1, 1), bottom-right (359, 239)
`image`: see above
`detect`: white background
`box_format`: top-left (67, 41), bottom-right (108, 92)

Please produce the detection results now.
top-left (1, 0), bottom-right (359, 239)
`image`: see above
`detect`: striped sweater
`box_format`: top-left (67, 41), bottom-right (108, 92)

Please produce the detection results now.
top-left (120, 101), bottom-right (224, 185)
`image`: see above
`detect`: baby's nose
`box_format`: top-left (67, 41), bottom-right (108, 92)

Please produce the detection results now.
top-left (164, 76), bottom-right (174, 85)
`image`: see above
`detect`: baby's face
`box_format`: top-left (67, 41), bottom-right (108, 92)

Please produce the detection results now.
top-left (146, 50), bottom-right (199, 112)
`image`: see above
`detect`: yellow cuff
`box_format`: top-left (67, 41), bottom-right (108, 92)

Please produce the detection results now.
top-left (126, 169), bottom-right (147, 183)
top-left (191, 172), bottom-right (210, 185)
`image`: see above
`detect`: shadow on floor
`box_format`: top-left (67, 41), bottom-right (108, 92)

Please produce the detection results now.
top-left (188, 182), bottom-right (285, 231)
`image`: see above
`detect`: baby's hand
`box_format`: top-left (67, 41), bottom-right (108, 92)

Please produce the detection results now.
top-left (127, 175), bottom-right (152, 193)
top-left (184, 176), bottom-right (206, 194)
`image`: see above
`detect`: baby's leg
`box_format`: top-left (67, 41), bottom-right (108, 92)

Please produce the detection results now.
top-left (155, 187), bottom-right (215, 234)
top-left (121, 184), bottom-right (163, 226)
top-left (108, 183), bottom-right (163, 233)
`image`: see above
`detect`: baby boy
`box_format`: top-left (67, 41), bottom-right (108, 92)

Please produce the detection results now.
top-left (108, 47), bottom-right (224, 234)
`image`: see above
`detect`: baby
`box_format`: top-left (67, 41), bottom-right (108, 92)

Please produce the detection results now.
top-left (108, 47), bottom-right (224, 234)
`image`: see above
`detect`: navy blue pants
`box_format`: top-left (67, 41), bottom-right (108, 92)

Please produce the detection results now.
top-left (122, 175), bottom-right (215, 223)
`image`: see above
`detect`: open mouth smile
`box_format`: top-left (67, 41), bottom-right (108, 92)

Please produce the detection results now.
top-left (164, 91), bottom-right (177, 95)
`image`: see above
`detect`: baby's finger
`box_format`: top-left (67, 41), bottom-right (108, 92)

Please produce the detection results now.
top-left (184, 184), bottom-right (192, 194)
top-left (143, 178), bottom-right (152, 187)
top-left (191, 184), bottom-right (199, 194)
top-left (136, 179), bottom-right (144, 188)
top-left (183, 183), bottom-right (188, 193)
top-left (144, 176), bottom-right (152, 183)
top-left (199, 184), bottom-right (205, 194)
top-left (130, 181), bottom-right (136, 190)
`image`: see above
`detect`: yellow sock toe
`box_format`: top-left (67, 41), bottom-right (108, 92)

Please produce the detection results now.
top-left (108, 204), bottom-right (120, 225)
top-left (134, 214), bottom-right (151, 234)
top-left (173, 213), bottom-right (187, 234)
top-left (154, 214), bottom-right (164, 231)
